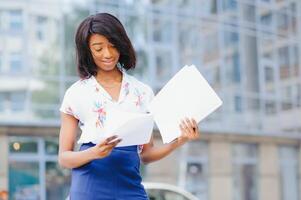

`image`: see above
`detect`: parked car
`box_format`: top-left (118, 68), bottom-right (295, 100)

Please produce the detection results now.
top-left (143, 182), bottom-right (199, 200)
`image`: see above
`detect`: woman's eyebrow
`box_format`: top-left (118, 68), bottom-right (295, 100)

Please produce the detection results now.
top-left (92, 42), bottom-right (103, 46)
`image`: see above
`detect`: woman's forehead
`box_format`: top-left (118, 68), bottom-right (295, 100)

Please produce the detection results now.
top-left (89, 34), bottom-right (110, 45)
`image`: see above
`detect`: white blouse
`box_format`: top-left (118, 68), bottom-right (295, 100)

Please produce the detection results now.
top-left (60, 70), bottom-right (154, 145)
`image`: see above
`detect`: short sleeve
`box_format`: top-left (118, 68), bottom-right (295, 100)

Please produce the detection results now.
top-left (59, 88), bottom-right (79, 119)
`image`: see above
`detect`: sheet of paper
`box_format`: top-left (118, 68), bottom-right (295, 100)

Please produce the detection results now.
top-left (104, 108), bottom-right (154, 147)
top-left (148, 65), bottom-right (223, 143)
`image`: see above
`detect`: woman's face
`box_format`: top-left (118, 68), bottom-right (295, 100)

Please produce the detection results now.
top-left (89, 34), bottom-right (120, 72)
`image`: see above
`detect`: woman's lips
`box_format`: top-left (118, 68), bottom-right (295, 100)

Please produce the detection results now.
top-left (102, 59), bottom-right (115, 64)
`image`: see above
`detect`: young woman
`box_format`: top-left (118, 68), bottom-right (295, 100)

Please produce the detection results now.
top-left (59, 13), bottom-right (200, 200)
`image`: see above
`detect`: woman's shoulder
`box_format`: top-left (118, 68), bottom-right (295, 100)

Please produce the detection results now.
top-left (64, 77), bottom-right (92, 95)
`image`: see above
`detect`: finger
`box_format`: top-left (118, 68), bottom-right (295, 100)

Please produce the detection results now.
top-left (107, 139), bottom-right (122, 147)
top-left (184, 118), bottom-right (194, 133)
top-left (192, 119), bottom-right (198, 128)
top-left (99, 135), bottom-right (118, 146)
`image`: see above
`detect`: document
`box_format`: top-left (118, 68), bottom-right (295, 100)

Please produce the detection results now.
top-left (148, 65), bottom-right (223, 143)
top-left (104, 108), bottom-right (154, 147)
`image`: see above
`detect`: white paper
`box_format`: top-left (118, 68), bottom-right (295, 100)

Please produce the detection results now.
top-left (104, 108), bottom-right (154, 147)
top-left (148, 65), bottom-right (223, 143)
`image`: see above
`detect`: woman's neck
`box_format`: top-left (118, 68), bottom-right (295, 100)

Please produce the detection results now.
top-left (95, 67), bottom-right (122, 84)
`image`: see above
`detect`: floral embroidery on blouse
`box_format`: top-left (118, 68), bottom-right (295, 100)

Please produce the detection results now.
top-left (95, 84), bottom-right (100, 92)
top-left (134, 88), bottom-right (145, 107)
top-left (93, 101), bottom-right (106, 128)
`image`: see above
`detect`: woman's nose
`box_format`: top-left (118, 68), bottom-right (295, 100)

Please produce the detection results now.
top-left (103, 47), bottom-right (112, 58)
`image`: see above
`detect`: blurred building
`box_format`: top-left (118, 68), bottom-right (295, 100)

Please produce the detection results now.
top-left (0, 0), bottom-right (300, 200)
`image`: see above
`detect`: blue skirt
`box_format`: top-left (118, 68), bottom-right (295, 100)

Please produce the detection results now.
top-left (70, 143), bottom-right (148, 200)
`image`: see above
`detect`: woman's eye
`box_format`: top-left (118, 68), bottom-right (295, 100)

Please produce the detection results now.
top-left (95, 48), bottom-right (102, 52)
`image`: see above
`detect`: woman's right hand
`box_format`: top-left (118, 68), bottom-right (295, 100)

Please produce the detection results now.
top-left (89, 135), bottom-right (122, 159)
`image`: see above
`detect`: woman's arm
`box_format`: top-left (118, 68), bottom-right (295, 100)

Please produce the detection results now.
top-left (58, 113), bottom-right (121, 169)
top-left (140, 118), bottom-right (200, 164)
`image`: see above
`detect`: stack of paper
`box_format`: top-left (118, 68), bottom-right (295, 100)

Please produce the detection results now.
top-left (148, 65), bottom-right (223, 143)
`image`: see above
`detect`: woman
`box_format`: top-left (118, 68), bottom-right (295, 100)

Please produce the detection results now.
top-left (59, 13), bottom-right (200, 200)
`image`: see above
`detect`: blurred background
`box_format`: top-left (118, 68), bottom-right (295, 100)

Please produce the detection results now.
top-left (0, 0), bottom-right (300, 199)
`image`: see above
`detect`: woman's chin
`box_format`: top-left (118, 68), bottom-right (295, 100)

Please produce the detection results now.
top-left (99, 64), bottom-right (118, 71)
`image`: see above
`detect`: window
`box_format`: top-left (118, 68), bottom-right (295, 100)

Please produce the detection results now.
top-left (233, 144), bottom-right (258, 200)
top-left (260, 12), bottom-right (272, 27)
top-left (0, 51), bottom-right (2, 72)
top-left (36, 16), bottom-right (47, 41)
top-left (222, 0), bottom-right (237, 12)
top-left (181, 142), bottom-right (208, 199)
top-left (278, 46), bottom-right (290, 80)
top-left (281, 86), bottom-right (293, 110)
top-left (234, 95), bottom-right (242, 112)
top-left (224, 31), bottom-right (239, 47)
top-left (0, 92), bottom-right (6, 112)
top-left (297, 84), bottom-right (301, 107)
top-left (9, 136), bottom-right (71, 200)
top-left (11, 92), bottom-right (26, 112)
top-left (9, 10), bottom-right (23, 32)
top-left (152, 17), bottom-right (172, 43)
top-left (264, 66), bottom-right (273, 83)
top-left (155, 50), bottom-right (172, 81)
top-left (225, 53), bottom-right (241, 83)
top-left (10, 53), bottom-right (23, 73)
top-left (279, 146), bottom-right (299, 200)
top-left (277, 8), bottom-right (289, 34)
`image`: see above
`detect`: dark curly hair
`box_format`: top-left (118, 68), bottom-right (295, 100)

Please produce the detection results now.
top-left (75, 13), bottom-right (136, 78)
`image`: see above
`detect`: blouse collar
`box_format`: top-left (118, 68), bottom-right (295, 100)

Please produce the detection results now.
top-left (90, 70), bottom-right (131, 104)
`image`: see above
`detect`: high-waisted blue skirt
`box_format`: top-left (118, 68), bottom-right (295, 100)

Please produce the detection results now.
top-left (70, 143), bottom-right (148, 200)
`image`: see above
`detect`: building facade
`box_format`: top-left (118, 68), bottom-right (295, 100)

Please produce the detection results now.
top-left (0, 0), bottom-right (300, 199)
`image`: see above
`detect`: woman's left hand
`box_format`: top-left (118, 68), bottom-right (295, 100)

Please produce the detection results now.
top-left (177, 117), bottom-right (200, 146)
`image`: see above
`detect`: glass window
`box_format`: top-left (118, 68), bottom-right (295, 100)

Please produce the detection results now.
top-left (10, 52), bottom-right (23, 73)
top-left (9, 137), bottom-right (38, 153)
top-left (155, 50), bottom-right (172, 81)
top-left (260, 12), bottom-right (272, 27)
top-left (297, 84), bottom-right (301, 107)
top-left (9, 136), bottom-right (71, 200)
top-left (45, 137), bottom-right (59, 155)
top-left (264, 66), bottom-right (273, 83)
top-left (281, 86), bottom-right (293, 110)
top-left (233, 144), bottom-right (258, 200)
top-left (234, 95), bottom-right (242, 112)
top-left (152, 17), bottom-right (172, 43)
top-left (278, 46), bottom-right (290, 80)
top-left (46, 162), bottom-right (71, 199)
top-left (225, 53), bottom-right (241, 83)
top-left (0, 92), bottom-right (6, 112)
top-left (9, 10), bottom-right (23, 32)
top-left (36, 16), bottom-right (47, 41)
top-left (242, 4), bottom-right (255, 23)
top-left (203, 33), bottom-right (219, 62)
top-left (224, 31), bottom-right (239, 47)
top-left (265, 100), bottom-right (277, 115)
top-left (9, 161), bottom-right (40, 200)
top-left (185, 142), bottom-right (208, 199)
top-left (277, 9), bottom-right (289, 34)
top-left (279, 146), bottom-right (299, 200)
top-left (11, 91), bottom-right (26, 112)
top-left (0, 51), bottom-right (2, 72)
top-left (222, 0), bottom-right (237, 12)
